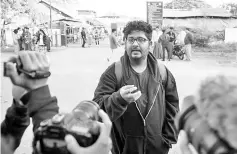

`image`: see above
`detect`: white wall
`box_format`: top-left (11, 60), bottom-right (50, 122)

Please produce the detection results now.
top-left (225, 28), bottom-right (237, 43)
top-left (163, 18), bottom-right (237, 32)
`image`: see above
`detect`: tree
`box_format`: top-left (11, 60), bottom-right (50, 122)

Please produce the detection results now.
top-left (164, 0), bottom-right (211, 9)
top-left (221, 3), bottom-right (237, 16)
top-left (1, 0), bottom-right (31, 25)
top-left (1, 0), bottom-right (35, 48)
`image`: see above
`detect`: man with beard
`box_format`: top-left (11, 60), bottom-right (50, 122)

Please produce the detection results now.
top-left (93, 20), bottom-right (179, 154)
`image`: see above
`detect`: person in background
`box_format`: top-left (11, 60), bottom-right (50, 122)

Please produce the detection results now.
top-left (94, 30), bottom-right (100, 46)
top-left (152, 26), bottom-right (163, 59)
top-left (176, 29), bottom-right (186, 45)
top-left (158, 28), bottom-right (172, 61)
top-left (22, 27), bottom-right (32, 51)
top-left (184, 28), bottom-right (194, 61)
top-left (108, 29), bottom-right (120, 62)
top-left (74, 32), bottom-right (78, 43)
top-left (31, 34), bottom-right (38, 51)
top-left (12, 29), bottom-right (20, 54)
top-left (17, 28), bottom-right (24, 51)
top-left (36, 29), bottom-right (47, 53)
top-left (81, 28), bottom-right (87, 48)
top-left (88, 31), bottom-right (93, 47)
top-left (167, 27), bottom-right (176, 59)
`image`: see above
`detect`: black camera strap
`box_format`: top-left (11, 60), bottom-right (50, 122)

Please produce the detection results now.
top-left (16, 65), bottom-right (51, 79)
top-left (178, 104), bottom-right (196, 130)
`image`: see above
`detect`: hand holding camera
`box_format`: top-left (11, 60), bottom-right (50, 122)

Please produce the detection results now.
top-left (65, 109), bottom-right (112, 154)
top-left (176, 76), bottom-right (237, 154)
top-left (4, 51), bottom-right (51, 91)
top-left (120, 85), bottom-right (141, 103)
top-left (33, 100), bottom-right (112, 154)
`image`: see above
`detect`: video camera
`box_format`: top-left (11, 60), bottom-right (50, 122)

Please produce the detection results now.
top-left (32, 100), bottom-right (100, 154)
top-left (3, 62), bottom-right (51, 79)
top-left (176, 95), bottom-right (237, 154)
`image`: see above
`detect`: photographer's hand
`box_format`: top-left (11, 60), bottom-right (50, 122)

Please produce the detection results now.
top-left (180, 130), bottom-right (197, 154)
top-left (65, 109), bottom-right (112, 154)
top-left (4, 51), bottom-right (50, 91)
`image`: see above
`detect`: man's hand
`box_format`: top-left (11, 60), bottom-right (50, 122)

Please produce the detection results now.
top-left (4, 51), bottom-right (50, 91)
top-left (120, 85), bottom-right (141, 103)
top-left (65, 109), bottom-right (112, 154)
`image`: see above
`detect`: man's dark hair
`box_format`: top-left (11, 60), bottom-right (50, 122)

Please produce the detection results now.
top-left (162, 28), bottom-right (166, 33)
top-left (13, 29), bottom-right (18, 34)
top-left (24, 27), bottom-right (29, 29)
top-left (123, 20), bottom-right (153, 41)
top-left (112, 29), bottom-right (117, 33)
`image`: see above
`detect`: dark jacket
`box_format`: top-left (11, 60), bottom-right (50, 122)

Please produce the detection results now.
top-left (158, 33), bottom-right (170, 46)
top-left (109, 34), bottom-right (118, 50)
top-left (81, 31), bottom-right (86, 39)
top-left (1, 85), bottom-right (59, 151)
top-left (93, 52), bottom-right (179, 154)
top-left (184, 32), bottom-right (193, 45)
top-left (167, 31), bottom-right (176, 42)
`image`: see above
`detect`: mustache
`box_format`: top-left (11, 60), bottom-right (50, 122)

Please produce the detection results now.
top-left (131, 48), bottom-right (141, 51)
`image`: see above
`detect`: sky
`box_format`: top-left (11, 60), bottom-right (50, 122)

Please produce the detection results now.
top-left (74, 0), bottom-right (237, 18)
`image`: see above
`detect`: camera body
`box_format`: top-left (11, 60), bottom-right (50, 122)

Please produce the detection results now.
top-left (33, 100), bottom-right (100, 154)
top-left (176, 96), bottom-right (236, 154)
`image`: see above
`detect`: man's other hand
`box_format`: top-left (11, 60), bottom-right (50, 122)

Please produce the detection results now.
top-left (4, 51), bottom-right (50, 91)
top-left (65, 109), bottom-right (112, 154)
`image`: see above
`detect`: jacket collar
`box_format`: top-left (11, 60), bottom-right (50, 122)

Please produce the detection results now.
top-left (120, 51), bottom-right (161, 83)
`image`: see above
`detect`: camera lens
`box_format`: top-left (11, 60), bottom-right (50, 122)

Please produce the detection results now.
top-left (176, 96), bottom-right (230, 154)
top-left (72, 100), bottom-right (100, 121)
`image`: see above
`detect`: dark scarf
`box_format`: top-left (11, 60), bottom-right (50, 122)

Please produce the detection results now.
top-left (120, 51), bottom-right (160, 82)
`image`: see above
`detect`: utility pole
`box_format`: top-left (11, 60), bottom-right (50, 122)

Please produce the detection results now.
top-left (50, 0), bottom-right (52, 30)
top-left (49, 0), bottom-right (53, 48)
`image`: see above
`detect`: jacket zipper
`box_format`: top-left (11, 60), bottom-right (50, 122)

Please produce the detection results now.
top-left (134, 84), bottom-right (160, 154)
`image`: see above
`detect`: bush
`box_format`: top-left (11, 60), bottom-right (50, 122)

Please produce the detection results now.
top-left (194, 42), bottom-right (237, 53)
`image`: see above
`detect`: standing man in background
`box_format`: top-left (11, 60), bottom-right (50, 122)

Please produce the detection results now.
top-left (159, 28), bottom-right (172, 61)
top-left (152, 26), bottom-right (163, 59)
top-left (108, 29), bottom-right (120, 61)
top-left (167, 27), bottom-right (176, 59)
top-left (184, 28), bottom-right (194, 61)
top-left (81, 27), bottom-right (87, 48)
top-left (22, 27), bottom-right (32, 51)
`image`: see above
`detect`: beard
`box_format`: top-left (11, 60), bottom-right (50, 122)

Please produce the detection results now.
top-left (127, 50), bottom-right (147, 64)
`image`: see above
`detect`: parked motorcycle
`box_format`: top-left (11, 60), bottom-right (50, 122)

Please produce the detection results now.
top-left (172, 42), bottom-right (185, 60)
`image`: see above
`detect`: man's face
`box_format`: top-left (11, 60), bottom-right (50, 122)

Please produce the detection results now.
top-left (125, 30), bottom-right (151, 60)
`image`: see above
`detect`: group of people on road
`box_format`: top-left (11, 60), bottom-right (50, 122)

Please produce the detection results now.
top-left (80, 27), bottom-right (108, 48)
top-left (12, 27), bottom-right (51, 53)
top-left (152, 26), bottom-right (193, 61)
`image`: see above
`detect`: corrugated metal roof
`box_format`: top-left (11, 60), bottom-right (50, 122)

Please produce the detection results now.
top-left (163, 8), bottom-right (233, 18)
